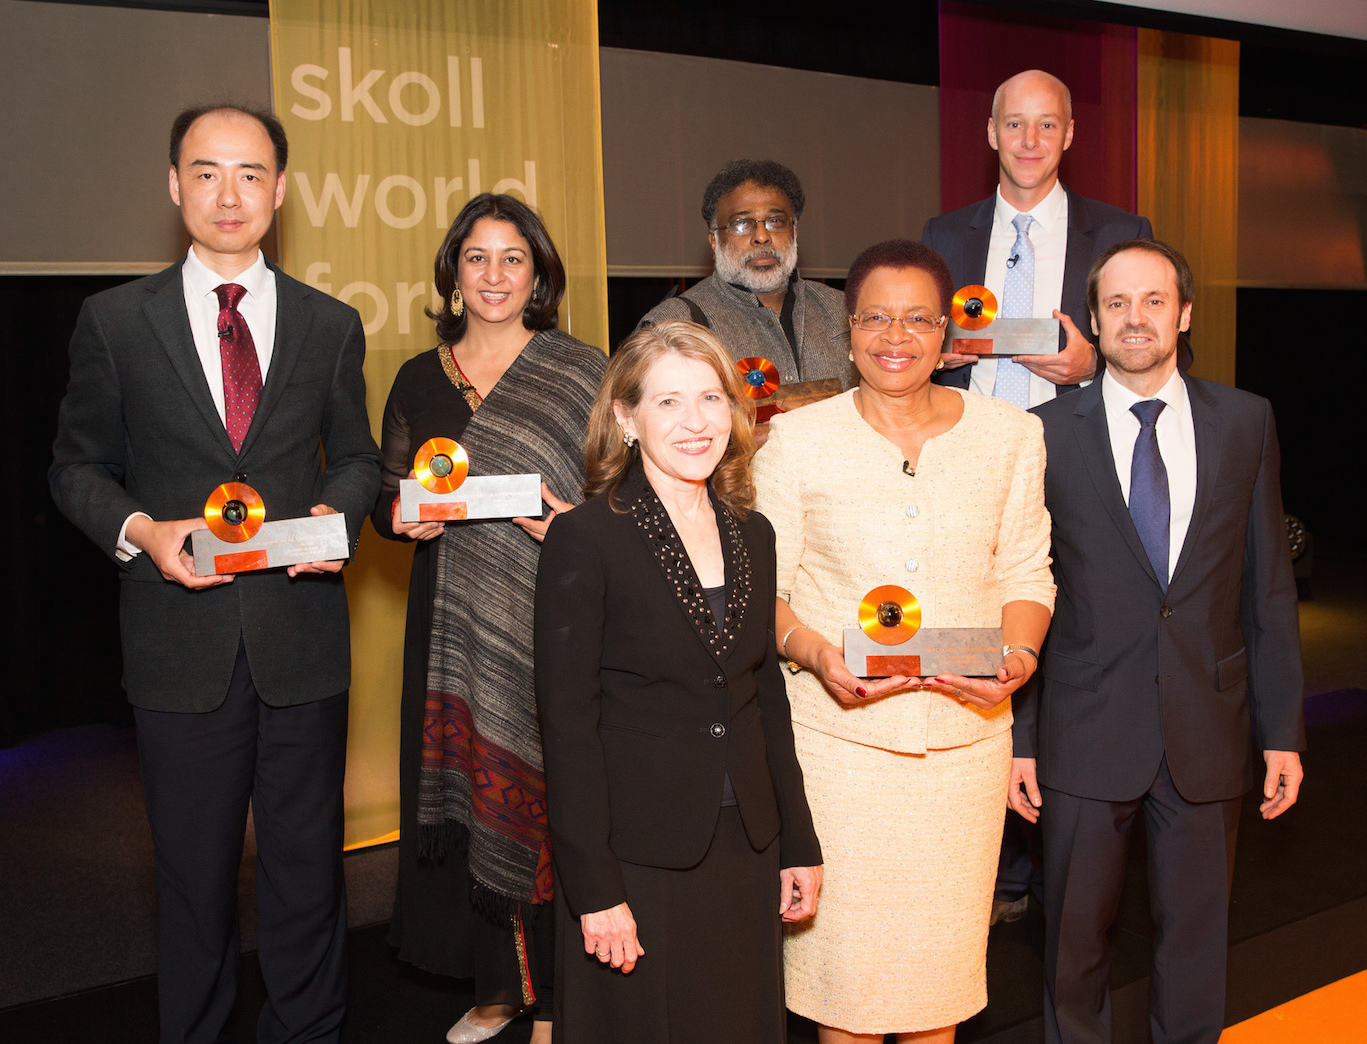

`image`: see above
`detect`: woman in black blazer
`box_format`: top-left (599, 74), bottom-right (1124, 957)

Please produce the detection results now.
top-left (535, 319), bottom-right (823, 1043)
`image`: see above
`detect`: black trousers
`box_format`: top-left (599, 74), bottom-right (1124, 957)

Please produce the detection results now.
top-left (1041, 757), bottom-right (1240, 1044)
top-left (134, 641), bottom-right (349, 1044)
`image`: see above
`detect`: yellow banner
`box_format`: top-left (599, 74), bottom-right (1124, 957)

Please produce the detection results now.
top-left (269, 0), bottom-right (607, 846)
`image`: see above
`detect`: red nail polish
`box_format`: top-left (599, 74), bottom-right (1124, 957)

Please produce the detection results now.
top-left (855, 686), bottom-right (867, 697)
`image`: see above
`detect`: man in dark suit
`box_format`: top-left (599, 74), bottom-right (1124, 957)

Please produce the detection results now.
top-left (49, 105), bottom-right (379, 1044)
top-left (922, 69), bottom-right (1155, 409)
top-left (924, 69), bottom-right (1158, 923)
top-left (1009, 240), bottom-right (1304, 1043)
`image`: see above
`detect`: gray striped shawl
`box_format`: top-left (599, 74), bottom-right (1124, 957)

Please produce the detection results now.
top-left (417, 329), bottom-right (605, 911)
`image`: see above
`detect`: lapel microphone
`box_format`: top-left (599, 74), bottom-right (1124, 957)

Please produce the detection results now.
top-left (903, 460), bottom-right (916, 477)
top-left (218, 323), bottom-right (234, 340)
top-left (1006, 254), bottom-right (1020, 269)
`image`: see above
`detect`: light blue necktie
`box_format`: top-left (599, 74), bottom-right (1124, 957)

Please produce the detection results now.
top-left (993, 212), bottom-right (1034, 408)
top-left (1129, 399), bottom-right (1170, 591)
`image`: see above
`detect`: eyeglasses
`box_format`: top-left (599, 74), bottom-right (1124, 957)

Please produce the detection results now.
top-left (849, 312), bottom-right (948, 334)
top-left (710, 214), bottom-right (794, 236)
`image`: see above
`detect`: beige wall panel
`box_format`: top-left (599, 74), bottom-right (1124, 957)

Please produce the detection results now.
top-left (0, 0), bottom-right (272, 274)
top-left (600, 47), bottom-right (940, 278)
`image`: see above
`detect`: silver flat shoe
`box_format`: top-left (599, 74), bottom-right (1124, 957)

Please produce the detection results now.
top-left (446, 1008), bottom-right (517, 1044)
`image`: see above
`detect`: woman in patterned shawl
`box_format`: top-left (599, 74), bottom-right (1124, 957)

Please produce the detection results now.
top-left (371, 193), bottom-right (605, 1044)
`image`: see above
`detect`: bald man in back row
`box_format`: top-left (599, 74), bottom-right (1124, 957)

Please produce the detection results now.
top-left (922, 69), bottom-right (1166, 926)
top-left (922, 69), bottom-right (1162, 409)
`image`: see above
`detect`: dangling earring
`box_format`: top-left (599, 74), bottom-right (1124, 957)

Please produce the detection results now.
top-left (848, 350), bottom-right (854, 363)
top-left (532, 277), bottom-right (542, 302)
top-left (623, 431), bottom-right (636, 448)
top-left (450, 288), bottom-right (464, 317)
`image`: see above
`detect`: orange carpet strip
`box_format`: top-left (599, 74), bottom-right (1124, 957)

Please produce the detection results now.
top-left (1221, 969), bottom-right (1367, 1042)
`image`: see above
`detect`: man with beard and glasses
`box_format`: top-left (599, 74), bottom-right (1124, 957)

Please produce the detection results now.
top-left (641, 160), bottom-right (852, 435)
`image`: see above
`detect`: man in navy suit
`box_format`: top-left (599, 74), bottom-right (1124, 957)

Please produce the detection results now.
top-left (923, 69), bottom-right (1159, 922)
top-left (50, 105), bottom-right (379, 1043)
top-left (1010, 240), bottom-right (1304, 1043)
top-left (922, 69), bottom-right (1156, 408)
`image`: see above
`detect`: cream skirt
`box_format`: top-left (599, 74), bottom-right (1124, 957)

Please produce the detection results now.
top-left (784, 722), bottom-right (1011, 1034)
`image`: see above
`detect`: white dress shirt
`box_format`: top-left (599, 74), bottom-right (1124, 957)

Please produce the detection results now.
top-left (1101, 367), bottom-right (1197, 581)
top-left (969, 180), bottom-right (1069, 408)
top-left (116, 247), bottom-right (278, 558)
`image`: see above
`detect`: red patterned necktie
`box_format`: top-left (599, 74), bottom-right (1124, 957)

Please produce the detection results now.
top-left (214, 282), bottom-right (263, 453)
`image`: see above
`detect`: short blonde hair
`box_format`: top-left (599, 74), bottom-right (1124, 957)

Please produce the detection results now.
top-left (585, 320), bottom-right (756, 518)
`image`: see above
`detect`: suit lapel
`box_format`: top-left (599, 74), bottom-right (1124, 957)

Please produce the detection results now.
top-left (1062, 187), bottom-right (1095, 339)
top-left (964, 195), bottom-right (996, 284)
top-left (625, 471), bottom-right (753, 665)
top-left (240, 263), bottom-right (311, 460)
top-left (1170, 376), bottom-right (1222, 587)
top-left (142, 262), bottom-right (237, 458)
top-left (1070, 381), bottom-right (1163, 587)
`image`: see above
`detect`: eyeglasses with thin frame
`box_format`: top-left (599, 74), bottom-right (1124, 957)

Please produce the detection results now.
top-left (849, 312), bottom-right (948, 334)
top-left (710, 214), bottom-right (794, 236)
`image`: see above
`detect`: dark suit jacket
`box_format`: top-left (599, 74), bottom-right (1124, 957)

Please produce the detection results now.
top-left (921, 185), bottom-right (1163, 391)
top-left (49, 258), bottom-right (380, 712)
top-left (534, 468), bottom-right (821, 918)
top-left (1015, 376), bottom-right (1305, 804)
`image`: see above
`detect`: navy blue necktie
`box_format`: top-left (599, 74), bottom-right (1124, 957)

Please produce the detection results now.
top-left (1129, 399), bottom-right (1170, 591)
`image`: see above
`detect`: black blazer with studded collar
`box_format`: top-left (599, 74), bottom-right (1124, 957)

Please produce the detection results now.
top-left (534, 466), bottom-right (821, 918)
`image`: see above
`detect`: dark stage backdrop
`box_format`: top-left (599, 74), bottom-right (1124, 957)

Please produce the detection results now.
top-left (2, 276), bottom-right (132, 746)
top-left (1235, 288), bottom-right (1367, 545)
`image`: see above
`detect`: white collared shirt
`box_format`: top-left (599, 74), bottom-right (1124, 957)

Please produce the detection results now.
top-left (116, 247), bottom-right (279, 558)
top-left (180, 246), bottom-right (278, 425)
top-left (1101, 367), bottom-right (1197, 581)
top-left (969, 179), bottom-right (1069, 408)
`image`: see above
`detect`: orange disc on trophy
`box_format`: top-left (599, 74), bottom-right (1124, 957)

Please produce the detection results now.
top-left (951, 285), bottom-right (998, 331)
top-left (204, 482), bottom-right (266, 543)
top-left (858, 585), bottom-right (922, 646)
top-left (736, 357), bottom-right (781, 400)
top-left (414, 437), bottom-right (469, 494)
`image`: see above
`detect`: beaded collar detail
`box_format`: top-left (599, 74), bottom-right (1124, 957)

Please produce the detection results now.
top-left (628, 481), bottom-right (752, 660)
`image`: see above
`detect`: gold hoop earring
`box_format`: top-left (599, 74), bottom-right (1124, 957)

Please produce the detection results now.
top-left (935, 358), bottom-right (945, 371)
top-left (450, 288), bottom-right (464, 317)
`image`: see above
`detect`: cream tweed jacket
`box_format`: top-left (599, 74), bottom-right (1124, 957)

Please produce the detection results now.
top-left (753, 387), bottom-right (1056, 754)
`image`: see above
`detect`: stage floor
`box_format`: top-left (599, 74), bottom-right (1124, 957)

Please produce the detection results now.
top-left (1, 542), bottom-right (1363, 1042)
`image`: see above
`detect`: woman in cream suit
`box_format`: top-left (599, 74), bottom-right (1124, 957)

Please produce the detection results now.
top-left (754, 240), bottom-right (1055, 1043)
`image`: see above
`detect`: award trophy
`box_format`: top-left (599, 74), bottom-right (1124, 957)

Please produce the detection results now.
top-left (843, 585), bottom-right (1003, 678)
top-left (737, 357), bottom-right (841, 422)
top-left (191, 480), bottom-right (350, 575)
top-left (398, 437), bottom-right (542, 522)
top-left (944, 284), bottom-right (1059, 358)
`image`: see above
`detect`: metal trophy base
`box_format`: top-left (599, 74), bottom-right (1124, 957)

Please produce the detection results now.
top-left (771, 378), bottom-right (842, 411)
top-left (947, 317), bottom-right (1059, 357)
top-left (399, 473), bottom-right (542, 523)
top-left (192, 513), bottom-right (350, 575)
top-left (843, 627), bottom-right (1004, 678)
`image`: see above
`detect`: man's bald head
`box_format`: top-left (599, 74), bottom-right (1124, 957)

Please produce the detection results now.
top-left (991, 70), bottom-right (1072, 124)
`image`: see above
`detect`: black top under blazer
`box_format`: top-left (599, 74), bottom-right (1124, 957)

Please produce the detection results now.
top-left (534, 467), bottom-right (821, 918)
top-left (1014, 375), bottom-right (1305, 804)
top-left (48, 258), bottom-right (380, 711)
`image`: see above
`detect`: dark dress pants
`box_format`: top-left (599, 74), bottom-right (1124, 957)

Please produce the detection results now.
top-left (1041, 757), bottom-right (1240, 1044)
top-left (135, 642), bottom-right (350, 1044)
